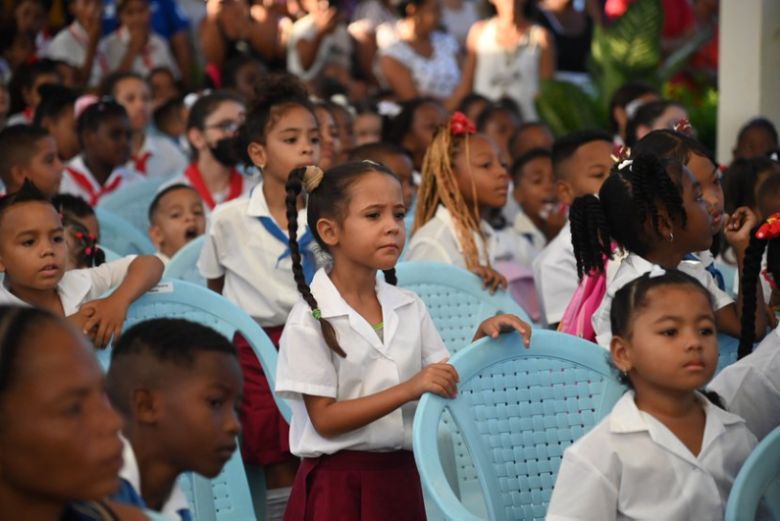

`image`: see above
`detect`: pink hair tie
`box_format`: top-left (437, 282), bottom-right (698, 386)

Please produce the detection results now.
top-left (74, 94), bottom-right (99, 120)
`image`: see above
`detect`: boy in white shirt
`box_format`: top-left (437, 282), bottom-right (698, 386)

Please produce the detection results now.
top-left (44, 0), bottom-right (108, 86)
top-left (148, 184), bottom-right (206, 265)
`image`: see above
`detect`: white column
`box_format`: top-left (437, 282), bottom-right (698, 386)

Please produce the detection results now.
top-left (717, 0), bottom-right (780, 164)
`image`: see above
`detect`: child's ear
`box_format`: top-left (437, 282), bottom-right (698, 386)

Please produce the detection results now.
top-left (131, 388), bottom-right (161, 425)
top-left (187, 127), bottom-right (206, 151)
top-left (246, 142), bottom-right (267, 170)
top-left (316, 217), bottom-right (339, 247)
top-left (148, 224), bottom-right (163, 249)
top-left (7, 165), bottom-right (27, 193)
top-left (556, 179), bottom-right (574, 206)
top-left (610, 335), bottom-right (632, 375)
top-left (655, 206), bottom-right (675, 242)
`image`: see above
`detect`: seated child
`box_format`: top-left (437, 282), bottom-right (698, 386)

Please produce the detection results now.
top-left (724, 156), bottom-right (780, 219)
top-left (732, 117), bottom-right (779, 160)
top-left (625, 99), bottom-right (689, 147)
top-left (107, 318), bottom-right (243, 518)
top-left (476, 101), bottom-right (521, 163)
top-left (0, 124), bottom-right (63, 198)
top-left (608, 81), bottom-right (659, 145)
top-left (44, 0), bottom-right (108, 86)
top-left (148, 184), bottom-right (206, 264)
top-left (0, 304), bottom-right (147, 521)
top-left (312, 101), bottom-right (343, 171)
top-left (382, 97), bottom-right (447, 172)
top-left (531, 129), bottom-right (613, 326)
top-left (548, 270), bottom-right (757, 520)
top-left (352, 102), bottom-right (382, 147)
top-left (348, 142), bottom-right (415, 210)
top-left (33, 84), bottom-right (81, 161)
top-left (508, 121), bottom-right (554, 160)
top-left (6, 58), bottom-right (61, 126)
top-left (0, 181), bottom-right (163, 347)
top-left (61, 98), bottom-right (142, 206)
top-left (147, 66), bottom-right (181, 108)
top-left (53, 193), bottom-right (105, 269)
top-left (152, 96), bottom-right (188, 154)
top-left (510, 148), bottom-right (565, 256)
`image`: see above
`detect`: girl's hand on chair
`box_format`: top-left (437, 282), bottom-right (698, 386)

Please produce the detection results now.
top-left (473, 314), bottom-right (532, 347)
top-left (80, 296), bottom-right (130, 349)
top-left (724, 207), bottom-right (758, 255)
top-left (405, 359), bottom-right (459, 399)
top-left (470, 266), bottom-right (508, 294)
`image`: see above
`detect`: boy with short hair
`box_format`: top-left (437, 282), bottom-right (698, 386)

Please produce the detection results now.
top-left (148, 184), bottom-right (206, 264)
top-left (107, 318), bottom-right (243, 519)
top-left (532, 129), bottom-right (613, 326)
top-left (0, 124), bottom-right (63, 198)
top-left (33, 84), bottom-right (81, 161)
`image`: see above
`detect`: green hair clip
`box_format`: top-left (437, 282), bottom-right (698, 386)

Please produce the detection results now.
top-left (312, 308), bottom-right (322, 320)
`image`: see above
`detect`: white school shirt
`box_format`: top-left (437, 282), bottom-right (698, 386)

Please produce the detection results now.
top-left (44, 22), bottom-right (109, 86)
top-left (546, 391), bottom-right (757, 521)
top-left (127, 134), bottom-right (188, 179)
top-left (592, 253), bottom-right (734, 348)
top-left (61, 154), bottom-right (143, 206)
top-left (0, 256), bottom-right (135, 315)
top-left (276, 269), bottom-right (449, 457)
top-left (708, 325), bottom-right (780, 441)
top-left (197, 183), bottom-right (315, 327)
top-left (287, 15), bottom-right (353, 82)
top-left (512, 209), bottom-right (547, 267)
top-left (532, 221), bottom-right (576, 325)
top-left (119, 437), bottom-right (190, 519)
top-left (406, 205), bottom-right (534, 269)
top-left (101, 28), bottom-right (180, 79)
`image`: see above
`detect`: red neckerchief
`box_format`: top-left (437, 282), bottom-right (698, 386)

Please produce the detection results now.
top-left (184, 162), bottom-right (243, 210)
top-left (65, 166), bottom-right (123, 206)
top-left (132, 151), bottom-right (152, 175)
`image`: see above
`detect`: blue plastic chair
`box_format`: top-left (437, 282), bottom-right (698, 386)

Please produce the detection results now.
top-left (725, 425), bottom-right (780, 521)
top-left (96, 208), bottom-right (156, 256)
top-left (164, 235), bottom-right (206, 286)
top-left (97, 176), bottom-right (168, 235)
top-left (396, 261), bottom-right (533, 354)
top-left (413, 329), bottom-right (626, 521)
top-left (717, 333), bottom-right (740, 374)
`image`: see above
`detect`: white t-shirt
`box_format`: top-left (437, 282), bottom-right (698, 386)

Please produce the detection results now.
top-left (708, 325), bottom-right (780, 441)
top-left (197, 184), bottom-right (317, 327)
top-left (101, 27), bottom-right (180, 79)
top-left (593, 253), bottom-right (734, 348)
top-left (0, 256), bottom-right (135, 315)
top-left (287, 15), bottom-right (353, 82)
top-left (547, 391), bottom-right (757, 521)
top-left (61, 154), bottom-right (143, 207)
top-left (276, 269), bottom-right (449, 457)
top-left (44, 22), bottom-right (109, 86)
top-left (127, 134), bottom-right (188, 179)
top-left (532, 220), bottom-right (576, 325)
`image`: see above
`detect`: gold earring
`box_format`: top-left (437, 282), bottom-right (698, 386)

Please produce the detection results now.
top-left (667, 232), bottom-right (674, 242)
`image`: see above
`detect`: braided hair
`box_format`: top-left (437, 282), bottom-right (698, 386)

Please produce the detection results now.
top-left (738, 226), bottom-right (780, 358)
top-left (570, 153), bottom-right (688, 279)
top-left (285, 161), bottom-right (401, 357)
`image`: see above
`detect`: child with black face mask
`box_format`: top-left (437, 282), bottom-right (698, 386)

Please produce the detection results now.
top-left (162, 92), bottom-right (254, 212)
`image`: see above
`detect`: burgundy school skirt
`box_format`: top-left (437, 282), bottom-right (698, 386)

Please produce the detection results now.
top-left (284, 450), bottom-right (427, 521)
top-left (234, 328), bottom-right (294, 466)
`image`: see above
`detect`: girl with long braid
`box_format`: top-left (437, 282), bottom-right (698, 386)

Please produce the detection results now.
top-left (276, 161), bottom-right (532, 520)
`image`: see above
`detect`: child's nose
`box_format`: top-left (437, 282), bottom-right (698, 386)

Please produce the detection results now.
top-left (225, 407), bottom-right (242, 437)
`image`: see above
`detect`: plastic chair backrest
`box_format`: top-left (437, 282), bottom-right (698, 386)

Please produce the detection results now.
top-left (725, 425), bottom-right (780, 521)
top-left (96, 208), bottom-right (156, 256)
top-left (413, 329), bottom-right (625, 521)
top-left (164, 235), bottom-right (206, 286)
top-left (395, 261), bottom-right (532, 354)
top-left (97, 176), bottom-right (168, 235)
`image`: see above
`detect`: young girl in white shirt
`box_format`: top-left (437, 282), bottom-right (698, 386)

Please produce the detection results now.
top-left (548, 269), bottom-right (757, 521)
top-left (197, 73), bottom-right (320, 491)
top-left (277, 161), bottom-right (531, 520)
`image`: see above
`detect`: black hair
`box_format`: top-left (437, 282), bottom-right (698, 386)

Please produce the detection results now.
top-left (0, 124), bottom-right (50, 184)
top-left (510, 147), bottom-right (552, 184)
top-left (608, 81), bottom-right (658, 133)
top-left (8, 58), bottom-right (61, 115)
top-left (148, 183), bottom-right (199, 222)
top-left (738, 227), bottom-right (780, 359)
top-left (153, 96), bottom-right (184, 135)
top-left (107, 318), bottom-right (236, 414)
top-left (457, 93), bottom-right (490, 117)
top-left (348, 142), bottom-right (410, 163)
top-left (570, 154), bottom-right (687, 278)
top-left (52, 194), bottom-right (104, 267)
top-left (98, 71), bottom-right (146, 98)
top-left (285, 162), bottom-right (401, 357)
top-left (736, 117), bottom-right (779, 149)
top-left (476, 99), bottom-right (523, 129)
top-left (0, 306), bottom-right (61, 397)
top-left (147, 66), bottom-right (177, 84)
top-left (381, 97), bottom-right (440, 147)
top-left (75, 98), bottom-right (128, 146)
top-left (550, 129), bottom-right (612, 180)
top-left (625, 99), bottom-right (686, 148)
top-left (723, 157), bottom-right (779, 214)
top-left (757, 172), bottom-right (780, 212)
top-left (32, 84), bottom-right (80, 127)
top-left (221, 55), bottom-right (267, 94)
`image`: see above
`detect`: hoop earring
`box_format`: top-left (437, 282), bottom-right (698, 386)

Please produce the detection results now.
top-left (667, 232), bottom-right (674, 243)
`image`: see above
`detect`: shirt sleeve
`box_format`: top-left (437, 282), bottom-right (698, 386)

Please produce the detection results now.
top-left (546, 447), bottom-right (619, 521)
top-left (418, 300), bottom-right (449, 365)
top-left (198, 216), bottom-right (225, 279)
top-left (84, 255), bottom-right (137, 299)
top-left (405, 237), bottom-right (454, 264)
top-left (276, 310), bottom-right (338, 399)
top-left (680, 260), bottom-right (734, 310)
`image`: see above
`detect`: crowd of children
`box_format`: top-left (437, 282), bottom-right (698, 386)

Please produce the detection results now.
top-left (0, 0), bottom-right (778, 519)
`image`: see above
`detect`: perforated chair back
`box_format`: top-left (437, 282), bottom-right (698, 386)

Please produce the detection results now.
top-left (413, 329), bottom-right (625, 521)
top-left (725, 425), bottom-right (780, 521)
top-left (164, 235), bottom-right (206, 286)
top-left (396, 261), bottom-right (532, 354)
top-left (98, 176), bottom-right (168, 235)
top-left (96, 208), bottom-right (156, 256)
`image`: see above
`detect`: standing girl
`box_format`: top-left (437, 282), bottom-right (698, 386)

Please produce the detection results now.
top-left (548, 270), bottom-right (757, 520)
top-left (277, 161), bottom-right (531, 520)
top-left (60, 99), bottom-right (142, 206)
top-left (165, 91), bottom-right (253, 211)
top-left (197, 74), bottom-right (320, 491)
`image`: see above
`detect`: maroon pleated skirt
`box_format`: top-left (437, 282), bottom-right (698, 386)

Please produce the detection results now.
top-left (284, 450), bottom-right (427, 521)
top-left (234, 328), bottom-right (294, 466)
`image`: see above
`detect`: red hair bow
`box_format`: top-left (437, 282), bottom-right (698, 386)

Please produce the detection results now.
top-left (610, 144), bottom-right (631, 164)
top-left (450, 112), bottom-right (476, 136)
top-left (755, 213), bottom-right (780, 240)
top-left (673, 118), bottom-right (693, 135)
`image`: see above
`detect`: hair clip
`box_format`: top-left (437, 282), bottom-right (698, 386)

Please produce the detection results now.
top-left (450, 112), bottom-right (476, 136)
top-left (617, 159), bottom-right (633, 172)
top-left (756, 214), bottom-right (780, 240)
top-left (648, 265), bottom-right (666, 278)
top-left (610, 144), bottom-right (631, 164)
top-left (673, 118), bottom-right (693, 135)
top-left (303, 165), bottom-right (325, 193)
top-left (312, 308), bottom-right (322, 320)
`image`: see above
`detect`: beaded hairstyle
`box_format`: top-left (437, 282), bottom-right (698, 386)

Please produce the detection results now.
top-left (413, 112), bottom-right (487, 271)
top-left (285, 161), bottom-right (401, 357)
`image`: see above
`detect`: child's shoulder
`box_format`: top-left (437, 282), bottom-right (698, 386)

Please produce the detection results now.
top-left (209, 196), bottom-right (251, 221)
